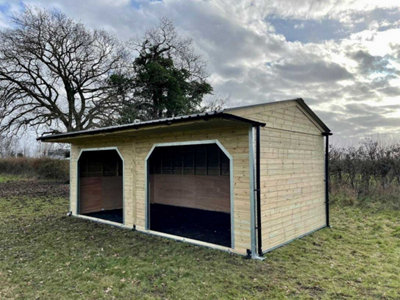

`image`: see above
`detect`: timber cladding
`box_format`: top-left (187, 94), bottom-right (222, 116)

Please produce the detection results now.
top-left (228, 101), bottom-right (326, 252)
top-left (69, 123), bottom-right (251, 255)
top-left (65, 99), bottom-right (329, 256)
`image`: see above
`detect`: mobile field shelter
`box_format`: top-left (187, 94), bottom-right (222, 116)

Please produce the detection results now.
top-left (38, 98), bottom-right (332, 258)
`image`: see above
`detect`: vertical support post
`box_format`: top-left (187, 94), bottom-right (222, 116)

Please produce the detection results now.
top-left (145, 157), bottom-right (150, 230)
top-left (248, 126), bottom-right (256, 256)
top-left (255, 125), bottom-right (262, 256)
top-left (69, 146), bottom-right (73, 215)
top-left (324, 133), bottom-right (331, 228)
top-left (76, 149), bottom-right (80, 216)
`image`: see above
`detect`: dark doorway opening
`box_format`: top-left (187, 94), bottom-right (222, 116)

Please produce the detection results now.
top-left (148, 144), bottom-right (231, 247)
top-left (78, 149), bottom-right (123, 223)
top-left (150, 204), bottom-right (231, 246)
top-left (85, 209), bottom-right (123, 223)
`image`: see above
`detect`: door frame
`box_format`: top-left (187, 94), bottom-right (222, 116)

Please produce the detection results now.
top-left (144, 139), bottom-right (235, 249)
top-left (76, 147), bottom-right (125, 226)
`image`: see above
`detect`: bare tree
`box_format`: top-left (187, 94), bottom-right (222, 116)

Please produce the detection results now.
top-left (0, 8), bottom-right (128, 134)
top-left (0, 134), bottom-right (17, 157)
top-left (133, 18), bottom-right (208, 81)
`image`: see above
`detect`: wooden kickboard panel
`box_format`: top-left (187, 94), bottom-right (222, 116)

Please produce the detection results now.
top-left (150, 174), bottom-right (230, 213)
top-left (79, 177), bottom-right (102, 213)
top-left (79, 176), bottom-right (123, 213)
top-left (102, 177), bottom-right (123, 211)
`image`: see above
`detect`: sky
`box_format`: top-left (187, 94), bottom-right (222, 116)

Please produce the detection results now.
top-left (1, 0), bottom-right (400, 148)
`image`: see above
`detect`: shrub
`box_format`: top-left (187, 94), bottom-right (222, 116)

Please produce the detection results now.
top-left (0, 157), bottom-right (69, 182)
top-left (330, 140), bottom-right (400, 210)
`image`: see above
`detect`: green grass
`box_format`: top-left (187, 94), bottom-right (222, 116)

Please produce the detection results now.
top-left (0, 173), bottom-right (25, 183)
top-left (0, 181), bottom-right (399, 299)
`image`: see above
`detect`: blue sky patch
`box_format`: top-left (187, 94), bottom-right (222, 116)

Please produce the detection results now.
top-left (267, 16), bottom-right (348, 43)
top-left (267, 8), bottom-right (400, 44)
top-left (0, 2), bottom-right (11, 13)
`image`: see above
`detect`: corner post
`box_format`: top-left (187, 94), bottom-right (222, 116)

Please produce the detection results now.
top-left (323, 132), bottom-right (332, 228)
top-left (255, 125), bottom-right (262, 256)
top-left (248, 126), bottom-right (256, 257)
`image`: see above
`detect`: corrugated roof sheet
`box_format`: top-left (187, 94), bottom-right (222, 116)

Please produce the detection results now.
top-left (37, 111), bottom-right (265, 142)
top-left (37, 98), bottom-right (331, 142)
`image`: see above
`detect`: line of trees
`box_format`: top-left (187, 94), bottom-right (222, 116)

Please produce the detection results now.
top-left (0, 8), bottom-right (216, 136)
top-left (330, 140), bottom-right (400, 205)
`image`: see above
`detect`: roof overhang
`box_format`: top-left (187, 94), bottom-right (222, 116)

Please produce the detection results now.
top-left (225, 98), bottom-right (331, 134)
top-left (294, 98), bottom-right (331, 134)
top-left (38, 112), bottom-right (266, 143)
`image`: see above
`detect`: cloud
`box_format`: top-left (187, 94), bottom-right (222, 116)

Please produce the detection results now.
top-left (0, 0), bottom-right (399, 146)
top-left (315, 102), bottom-right (400, 145)
top-left (349, 50), bottom-right (393, 75)
top-left (273, 60), bottom-right (353, 83)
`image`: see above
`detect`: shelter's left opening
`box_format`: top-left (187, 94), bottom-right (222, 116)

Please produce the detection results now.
top-left (78, 149), bottom-right (123, 223)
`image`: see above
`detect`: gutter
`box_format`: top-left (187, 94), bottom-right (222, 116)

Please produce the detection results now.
top-left (322, 132), bottom-right (332, 228)
top-left (255, 125), bottom-right (263, 256)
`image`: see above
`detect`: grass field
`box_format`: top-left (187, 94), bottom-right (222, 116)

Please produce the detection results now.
top-left (0, 178), bottom-right (399, 299)
top-left (0, 174), bottom-right (25, 183)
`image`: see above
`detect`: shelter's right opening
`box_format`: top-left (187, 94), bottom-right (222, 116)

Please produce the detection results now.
top-left (148, 144), bottom-right (231, 247)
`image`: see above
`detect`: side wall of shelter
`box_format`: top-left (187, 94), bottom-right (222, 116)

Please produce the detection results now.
top-left (229, 101), bottom-right (326, 252)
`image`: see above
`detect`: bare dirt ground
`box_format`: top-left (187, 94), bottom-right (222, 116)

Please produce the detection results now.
top-left (0, 179), bottom-right (69, 198)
